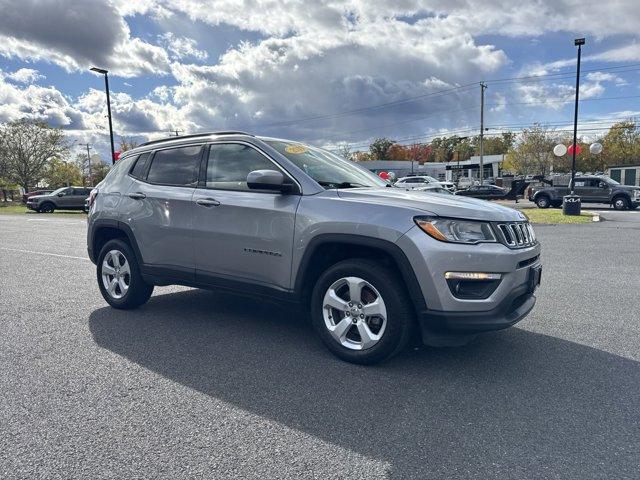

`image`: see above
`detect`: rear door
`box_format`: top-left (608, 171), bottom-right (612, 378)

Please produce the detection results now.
top-left (122, 145), bottom-right (202, 276)
top-left (192, 142), bottom-right (301, 290)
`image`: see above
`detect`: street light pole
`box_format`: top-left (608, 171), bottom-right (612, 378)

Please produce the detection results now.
top-left (570, 39), bottom-right (584, 194)
top-left (479, 82), bottom-right (487, 184)
top-left (563, 38), bottom-right (585, 216)
top-left (90, 67), bottom-right (116, 165)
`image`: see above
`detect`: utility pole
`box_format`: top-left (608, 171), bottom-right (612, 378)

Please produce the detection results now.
top-left (79, 143), bottom-right (92, 186)
top-left (171, 129), bottom-right (182, 137)
top-left (479, 82), bottom-right (487, 184)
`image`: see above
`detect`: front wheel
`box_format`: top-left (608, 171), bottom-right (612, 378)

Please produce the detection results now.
top-left (310, 259), bottom-right (414, 364)
top-left (613, 196), bottom-right (630, 211)
top-left (39, 202), bottom-right (55, 213)
top-left (97, 239), bottom-right (153, 309)
top-left (535, 195), bottom-right (550, 209)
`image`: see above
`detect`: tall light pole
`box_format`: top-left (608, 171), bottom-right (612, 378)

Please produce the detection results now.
top-left (563, 38), bottom-right (585, 216)
top-left (479, 82), bottom-right (487, 184)
top-left (90, 67), bottom-right (116, 165)
top-left (79, 143), bottom-right (92, 186)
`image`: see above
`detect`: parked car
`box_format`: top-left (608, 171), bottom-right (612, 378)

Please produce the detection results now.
top-left (529, 175), bottom-right (640, 210)
top-left (87, 131), bottom-right (541, 364)
top-left (455, 185), bottom-right (508, 200)
top-left (438, 181), bottom-right (457, 192)
top-left (456, 176), bottom-right (477, 189)
top-left (22, 190), bottom-right (52, 204)
top-left (26, 186), bottom-right (92, 213)
top-left (394, 175), bottom-right (441, 190)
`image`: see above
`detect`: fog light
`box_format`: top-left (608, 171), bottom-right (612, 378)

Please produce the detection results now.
top-left (444, 272), bottom-right (501, 281)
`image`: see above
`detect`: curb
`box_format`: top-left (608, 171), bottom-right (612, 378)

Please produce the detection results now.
top-left (583, 210), bottom-right (602, 222)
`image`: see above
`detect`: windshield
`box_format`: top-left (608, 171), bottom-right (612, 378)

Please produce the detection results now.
top-left (601, 176), bottom-right (620, 185)
top-left (49, 187), bottom-right (68, 196)
top-left (265, 140), bottom-right (387, 189)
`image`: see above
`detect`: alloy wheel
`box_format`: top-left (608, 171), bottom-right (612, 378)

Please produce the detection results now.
top-left (322, 276), bottom-right (387, 350)
top-left (101, 249), bottom-right (131, 299)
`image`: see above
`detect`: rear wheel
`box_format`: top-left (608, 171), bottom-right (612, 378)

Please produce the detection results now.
top-left (39, 202), bottom-right (55, 213)
top-left (613, 196), bottom-right (630, 211)
top-left (97, 239), bottom-right (153, 309)
top-left (535, 195), bottom-right (550, 209)
top-left (311, 259), bottom-right (414, 364)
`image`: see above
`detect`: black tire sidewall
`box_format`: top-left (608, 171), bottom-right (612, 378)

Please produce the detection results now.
top-left (310, 259), bottom-right (413, 364)
top-left (40, 202), bottom-right (54, 213)
top-left (536, 196), bottom-right (549, 208)
top-left (613, 197), bottom-right (629, 210)
top-left (96, 239), bottom-right (152, 309)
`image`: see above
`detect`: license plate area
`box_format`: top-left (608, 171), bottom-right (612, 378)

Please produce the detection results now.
top-left (527, 265), bottom-right (542, 293)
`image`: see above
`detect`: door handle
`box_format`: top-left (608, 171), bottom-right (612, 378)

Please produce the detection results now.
top-left (196, 198), bottom-right (220, 207)
top-left (128, 192), bottom-right (146, 200)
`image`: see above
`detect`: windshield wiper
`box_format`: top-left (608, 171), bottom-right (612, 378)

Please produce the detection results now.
top-left (317, 181), bottom-right (369, 189)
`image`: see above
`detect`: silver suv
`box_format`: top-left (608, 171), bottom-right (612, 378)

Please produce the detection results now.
top-left (87, 132), bottom-right (541, 364)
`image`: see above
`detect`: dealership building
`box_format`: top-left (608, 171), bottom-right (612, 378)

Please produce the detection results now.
top-left (361, 154), bottom-right (505, 181)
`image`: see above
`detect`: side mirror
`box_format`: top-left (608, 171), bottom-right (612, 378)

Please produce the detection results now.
top-left (57, 193), bottom-right (64, 197)
top-left (599, 182), bottom-right (608, 189)
top-left (247, 169), bottom-right (287, 192)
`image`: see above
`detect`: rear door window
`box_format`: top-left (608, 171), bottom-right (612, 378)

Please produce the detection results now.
top-left (146, 146), bottom-right (202, 186)
top-left (129, 152), bottom-right (150, 180)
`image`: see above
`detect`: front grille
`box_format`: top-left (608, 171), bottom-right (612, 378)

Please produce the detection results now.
top-left (495, 222), bottom-right (537, 248)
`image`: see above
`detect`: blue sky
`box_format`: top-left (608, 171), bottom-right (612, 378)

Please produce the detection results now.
top-left (0, 0), bottom-right (639, 161)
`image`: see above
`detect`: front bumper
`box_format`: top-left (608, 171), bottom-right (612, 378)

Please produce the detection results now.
top-left (26, 202), bottom-right (38, 211)
top-left (397, 225), bottom-right (542, 344)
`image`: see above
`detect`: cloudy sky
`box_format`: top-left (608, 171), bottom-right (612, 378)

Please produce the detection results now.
top-left (1, 0), bottom-right (640, 161)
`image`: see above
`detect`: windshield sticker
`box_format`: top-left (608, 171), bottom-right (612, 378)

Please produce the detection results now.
top-left (285, 144), bottom-right (308, 154)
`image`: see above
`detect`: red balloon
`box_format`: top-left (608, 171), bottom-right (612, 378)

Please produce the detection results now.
top-left (378, 171), bottom-right (389, 180)
top-left (113, 151), bottom-right (122, 161)
top-left (567, 144), bottom-right (582, 155)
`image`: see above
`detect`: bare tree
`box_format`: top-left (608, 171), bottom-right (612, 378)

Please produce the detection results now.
top-left (119, 136), bottom-right (139, 152)
top-left (0, 120), bottom-right (68, 192)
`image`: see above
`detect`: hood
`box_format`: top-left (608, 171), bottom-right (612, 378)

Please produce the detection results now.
top-left (336, 187), bottom-right (526, 222)
top-left (28, 194), bottom-right (51, 201)
top-left (616, 185), bottom-right (640, 192)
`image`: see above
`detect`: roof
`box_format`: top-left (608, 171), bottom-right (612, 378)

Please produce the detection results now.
top-left (137, 131), bottom-right (254, 148)
top-left (607, 164), bottom-right (640, 169)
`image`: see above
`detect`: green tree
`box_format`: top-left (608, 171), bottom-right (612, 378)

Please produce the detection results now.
top-left (505, 124), bottom-right (555, 175)
top-left (600, 121), bottom-right (640, 167)
top-left (44, 158), bottom-right (83, 188)
top-left (369, 138), bottom-right (395, 160)
top-left (0, 120), bottom-right (68, 192)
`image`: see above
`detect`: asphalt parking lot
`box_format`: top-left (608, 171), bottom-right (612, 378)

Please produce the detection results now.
top-left (1, 213), bottom-right (639, 479)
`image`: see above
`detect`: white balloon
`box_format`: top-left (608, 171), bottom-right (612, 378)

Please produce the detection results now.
top-left (589, 142), bottom-right (603, 155)
top-left (553, 144), bottom-right (567, 157)
top-left (388, 171), bottom-right (396, 180)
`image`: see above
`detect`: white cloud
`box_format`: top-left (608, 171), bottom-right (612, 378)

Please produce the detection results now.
top-left (0, 0), bottom-right (170, 77)
top-left (6, 68), bottom-right (45, 84)
top-left (157, 33), bottom-right (208, 61)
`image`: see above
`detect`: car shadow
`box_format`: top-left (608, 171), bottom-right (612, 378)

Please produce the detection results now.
top-left (88, 289), bottom-right (639, 479)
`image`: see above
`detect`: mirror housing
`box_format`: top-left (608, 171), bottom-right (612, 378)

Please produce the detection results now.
top-left (57, 193), bottom-right (64, 197)
top-left (247, 169), bottom-right (289, 192)
top-left (599, 181), bottom-right (608, 189)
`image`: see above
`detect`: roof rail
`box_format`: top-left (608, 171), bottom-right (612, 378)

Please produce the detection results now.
top-left (137, 131), bottom-right (254, 148)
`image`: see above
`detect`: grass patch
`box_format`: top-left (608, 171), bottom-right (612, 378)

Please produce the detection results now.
top-left (523, 208), bottom-right (593, 224)
top-left (0, 202), bottom-right (85, 216)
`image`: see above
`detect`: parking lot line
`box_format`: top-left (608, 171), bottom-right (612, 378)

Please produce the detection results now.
top-left (0, 247), bottom-right (90, 261)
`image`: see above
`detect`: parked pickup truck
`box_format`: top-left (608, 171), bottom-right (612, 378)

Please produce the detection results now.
top-left (529, 175), bottom-right (640, 210)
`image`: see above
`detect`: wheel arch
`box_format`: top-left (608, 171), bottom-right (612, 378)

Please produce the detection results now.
top-left (293, 234), bottom-right (426, 313)
top-left (89, 219), bottom-right (143, 266)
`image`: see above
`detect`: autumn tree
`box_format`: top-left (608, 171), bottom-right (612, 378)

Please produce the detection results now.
top-left (369, 138), bottom-right (395, 160)
top-left (600, 121), bottom-right (640, 167)
top-left (352, 151), bottom-right (372, 162)
top-left (505, 124), bottom-right (555, 175)
top-left (406, 143), bottom-right (432, 164)
top-left (0, 120), bottom-right (68, 192)
top-left (387, 143), bottom-right (410, 161)
top-left (43, 158), bottom-right (83, 188)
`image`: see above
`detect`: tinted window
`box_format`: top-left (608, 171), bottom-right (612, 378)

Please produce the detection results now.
top-left (129, 153), bottom-right (150, 179)
top-left (146, 146), bottom-right (201, 186)
top-left (206, 143), bottom-right (280, 191)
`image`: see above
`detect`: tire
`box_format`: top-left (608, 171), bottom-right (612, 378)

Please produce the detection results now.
top-left (612, 196), bottom-right (630, 211)
top-left (39, 202), bottom-right (55, 213)
top-left (96, 239), bottom-right (153, 309)
top-left (535, 195), bottom-right (550, 209)
top-left (310, 259), bottom-right (414, 365)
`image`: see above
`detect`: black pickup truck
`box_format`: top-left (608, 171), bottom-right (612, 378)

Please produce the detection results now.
top-left (529, 175), bottom-right (640, 210)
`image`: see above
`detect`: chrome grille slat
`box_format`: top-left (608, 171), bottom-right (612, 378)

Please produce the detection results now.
top-left (496, 222), bottom-right (537, 249)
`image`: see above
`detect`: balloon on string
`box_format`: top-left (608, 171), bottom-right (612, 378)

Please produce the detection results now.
top-left (553, 144), bottom-right (567, 157)
top-left (387, 171), bottom-right (396, 180)
top-left (589, 142), bottom-right (603, 155)
top-left (378, 171), bottom-right (389, 180)
top-left (567, 144), bottom-right (582, 156)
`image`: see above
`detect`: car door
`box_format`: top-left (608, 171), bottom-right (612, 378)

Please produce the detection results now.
top-left (573, 178), bottom-right (598, 201)
top-left (71, 188), bottom-right (88, 208)
top-left (122, 145), bottom-right (202, 276)
top-left (192, 142), bottom-right (301, 291)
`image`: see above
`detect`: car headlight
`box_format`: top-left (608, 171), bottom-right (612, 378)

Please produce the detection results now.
top-left (414, 216), bottom-right (497, 244)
